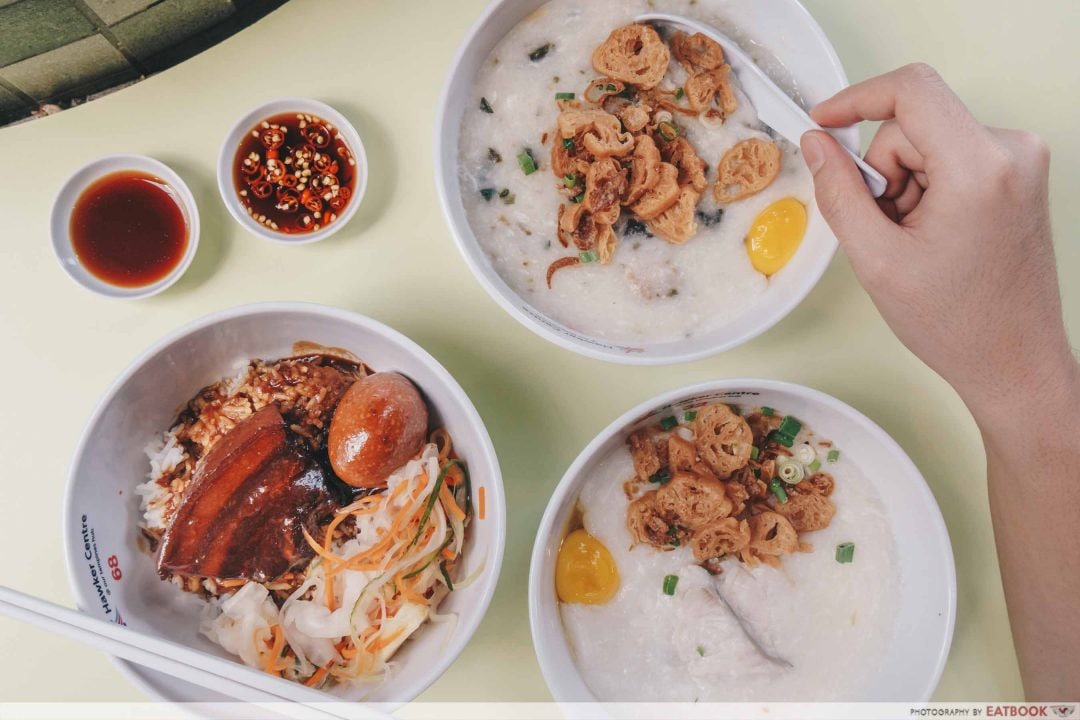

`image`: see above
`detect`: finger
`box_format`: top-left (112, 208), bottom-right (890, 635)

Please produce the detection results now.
top-left (892, 174), bottom-right (925, 219)
top-left (810, 64), bottom-right (984, 158)
top-left (801, 130), bottom-right (898, 268)
top-left (864, 121), bottom-right (926, 199)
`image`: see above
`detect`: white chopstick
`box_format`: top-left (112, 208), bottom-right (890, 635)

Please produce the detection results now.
top-left (0, 585), bottom-right (382, 720)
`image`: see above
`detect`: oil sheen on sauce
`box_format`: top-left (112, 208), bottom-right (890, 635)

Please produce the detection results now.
top-left (70, 170), bottom-right (188, 287)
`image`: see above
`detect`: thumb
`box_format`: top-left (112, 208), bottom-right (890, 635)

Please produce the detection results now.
top-left (800, 130), bottom-right (894, 263)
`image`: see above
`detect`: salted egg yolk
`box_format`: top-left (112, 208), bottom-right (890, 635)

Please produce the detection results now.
top-left (745, 197), bottom-right (808, 276)
top-left (556, 529), bottom-right (619, 605)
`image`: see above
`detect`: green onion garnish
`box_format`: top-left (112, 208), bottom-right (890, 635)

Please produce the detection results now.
top-left (605, 83), bottom-right (617, 92)
top-left (517, 149), bottom-right (538, 175)
top-left (572, 191), bottom-right (585, 203)
top-left (648, 470), bottom-right (671, 485)
top-left (498, 188), bottom-right (509, 198)
top-left (827, 449), bottom-right (840, 463)
top-left (662, 574), bottom-right (679, 596)
top-left (683, 410), bottom-right (697, 422)
top-left (439, 560), bottom-right (455, 590)
top-left (750, 446), bottom-right (760, 460)
top-left (561, 137), bottom-right (574, 150)
top-left (480, 97), bottom-right (493, 113)
top-left (761, 407), bottom-right (775, 417)
top-left (768, 430), bottom-right (795, 448)
top-left (529, 43), bottom-right (552, 62)
top-left (659, 415), bottom-right (678, 431)
top-left (769, 478), bottom-right (788, 504)
top-left (753, 468), bottom-right (761, 479)
top-left (696, 645), bottom-right (705, 657)
top-left (808, 459), bottom-right (821, 474)
top-left (778, 415), bottom-right (802, 437)
top-left (555, 92), bottom-right (575, 100)
top-left (836, 542), bottom-right (855, 564)
top-left (479, 188), bottom-right (495, 201)
top-left (563, 174), bottom-right (577, 188)
top-left (675, 86), bottom-right (685, 100)
top-left (488, 147), bottom-right (502, 163)
top-left (579, 250), bottom-right (597, 263)
top-left (657, 121), bottom-right (679, 141)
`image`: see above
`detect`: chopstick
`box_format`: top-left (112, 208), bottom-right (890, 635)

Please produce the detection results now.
top-left (0, 585), bottom-right (381, 720)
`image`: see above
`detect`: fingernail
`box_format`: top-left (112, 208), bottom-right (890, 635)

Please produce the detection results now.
top-left (802, 133), bottom-right (826, 174)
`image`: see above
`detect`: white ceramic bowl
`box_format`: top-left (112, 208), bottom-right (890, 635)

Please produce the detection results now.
top-left (62, 303), bottom-right (505, 706)
top-left (50, 154), bottom-right (199, 299)
top-left (217, 98), bottom-right (368, 244)
top-left (529, 379), bottom-right (955, 701)
top-left (435, 0), bottom-right (858, 364)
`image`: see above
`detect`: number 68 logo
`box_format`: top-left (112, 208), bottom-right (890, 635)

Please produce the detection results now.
top-left (107, 554), bottom-right (122, 581)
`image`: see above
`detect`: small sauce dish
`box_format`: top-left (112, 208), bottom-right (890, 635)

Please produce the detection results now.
top-left (217, 98), bottom-right (368, 244)
top-left (51, 155), bottom-right (200, 299)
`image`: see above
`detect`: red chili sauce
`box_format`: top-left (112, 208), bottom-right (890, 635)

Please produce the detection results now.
top-left (70, 171), bottom-right (188, 288)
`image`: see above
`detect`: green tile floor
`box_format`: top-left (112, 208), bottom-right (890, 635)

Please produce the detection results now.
top-left (0, 0), bottom-right (288, 125)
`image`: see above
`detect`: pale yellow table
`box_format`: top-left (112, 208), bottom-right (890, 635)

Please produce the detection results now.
top-left (1, 0), bottom-right (1076, 703)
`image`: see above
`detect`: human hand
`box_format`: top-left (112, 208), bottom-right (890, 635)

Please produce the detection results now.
top-left (799, 64), bottom-right (1076, 425)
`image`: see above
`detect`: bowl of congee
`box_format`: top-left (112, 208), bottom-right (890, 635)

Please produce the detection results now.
top-left (435, 0), bottom-right (858, 363)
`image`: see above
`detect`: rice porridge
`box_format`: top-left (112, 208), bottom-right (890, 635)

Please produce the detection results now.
top-left (457, 0), bottom-right (814, 346)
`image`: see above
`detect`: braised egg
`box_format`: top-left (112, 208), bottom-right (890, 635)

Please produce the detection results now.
top-left (556, 528), bottom-right (619, 604)
top-left (745, 197), bottom-right (807, 276)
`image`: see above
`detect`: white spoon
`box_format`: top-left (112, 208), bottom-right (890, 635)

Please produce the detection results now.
top-left (637, 12), bottom-right (888, 198)
top-left (0, 584), bottom-right (382, 720)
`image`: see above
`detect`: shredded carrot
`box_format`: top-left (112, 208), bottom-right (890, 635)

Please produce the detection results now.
top-left (439, 480), bottom-right (466, 522)
top-left (304, 665), bottom-right (330, 687)
top-left (263, 626), bottom-right (284, 675)
top-left (444, 464), bottom-right (464, 487)
top-left (367, 627), bottom-right (406, 652)
top-left (340, 643), bottom-right (357, 659)
top-left (325, 572), bottom-right (336, 611)
top-left (479, 486), bottom-right (487, 520)
top-left (441, 546), bottom-right (456, 561)
top-left (394, 573), bottom-right (429, 605)
top-left (430, 428), bottom-right (452, 460)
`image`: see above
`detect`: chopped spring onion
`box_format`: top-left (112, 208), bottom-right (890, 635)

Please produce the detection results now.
top-left (808, 459), bottom-right (821, 474)
top-left (683, 410), bottom-right (697, 422)
top-left (562, 137), bottom-right (574, 150)
top-left (479, 97), bottom-right (493, 113)
top-left (675, 86), bottom-right (685, 100)
top-left (696, 645), bottom-right (705, 657)
top-left (529, 43), bottom-right (553, 62)
top-left (662, 574), bottom-right (679, 596)
top-left (578, 250), bottom-right (598, 263)
top-left (572, 191), bottom-right (585, 203)
top-left (488, 147), bottom-right (502, 163)
top-left (827, 449), bottom-right (841, 463)
top-left (769, 478), bottom-right (789, 504)
top-left (500, 191), bottom-right (515, 205)
top-left (659, 415), bottom-right (678, 431)
top-left (648, 470), bottom-right (671, 485)
top-left (563, 174), bottom-right (577, 188)
top-left (517, 149), bottom-right (538, 175)
top-left (768, 430), bottom-right (795, 448)
top-left (753, 468), bottom-right (762, 479)
top-left (794, 443), bottom-right (816, 465)
top-left (761, 406), bottom-right (775, 417)
top-left (749, 446), bottom-right (760, 460)
top-left (777, 458), bottom-right (805, 485)
top-left (410, 459), bottom-right (465, 547)
top-left (479, 188), bottom-right (495, 201)
top-left (555, 92), bottom-right (575, 100)
top-left (836, 542), bottom-right (855, 564)
top-left (439, 561), bottom-right (455, 590)
top-left (777, 415), bottom-right (803, 438)
top-left (657, 121), bottom-right (679, 141)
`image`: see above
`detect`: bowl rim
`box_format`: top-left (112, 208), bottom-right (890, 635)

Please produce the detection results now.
top-left (60, 301), bottom-right (507, 707)
top-left (50, 153), bottom-right (201, 300)
top-left (216, 97), bottom-right (369, 245)
top-left (528, 377), bottom-right (957, 701)
top-left (433, 0), bottom-right (856, 365)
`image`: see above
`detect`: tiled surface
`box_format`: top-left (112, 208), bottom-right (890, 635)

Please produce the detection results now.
top-left (110, 0), bottom-right (235, 61)
top-left (81, 0), bottom-right (154, 25)
top-left (0, 0), bottom-right (287, 125)
top-left (0, 34), bottom-right (135, 101)
top-left (0, 0), bottom-right (96, 66)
